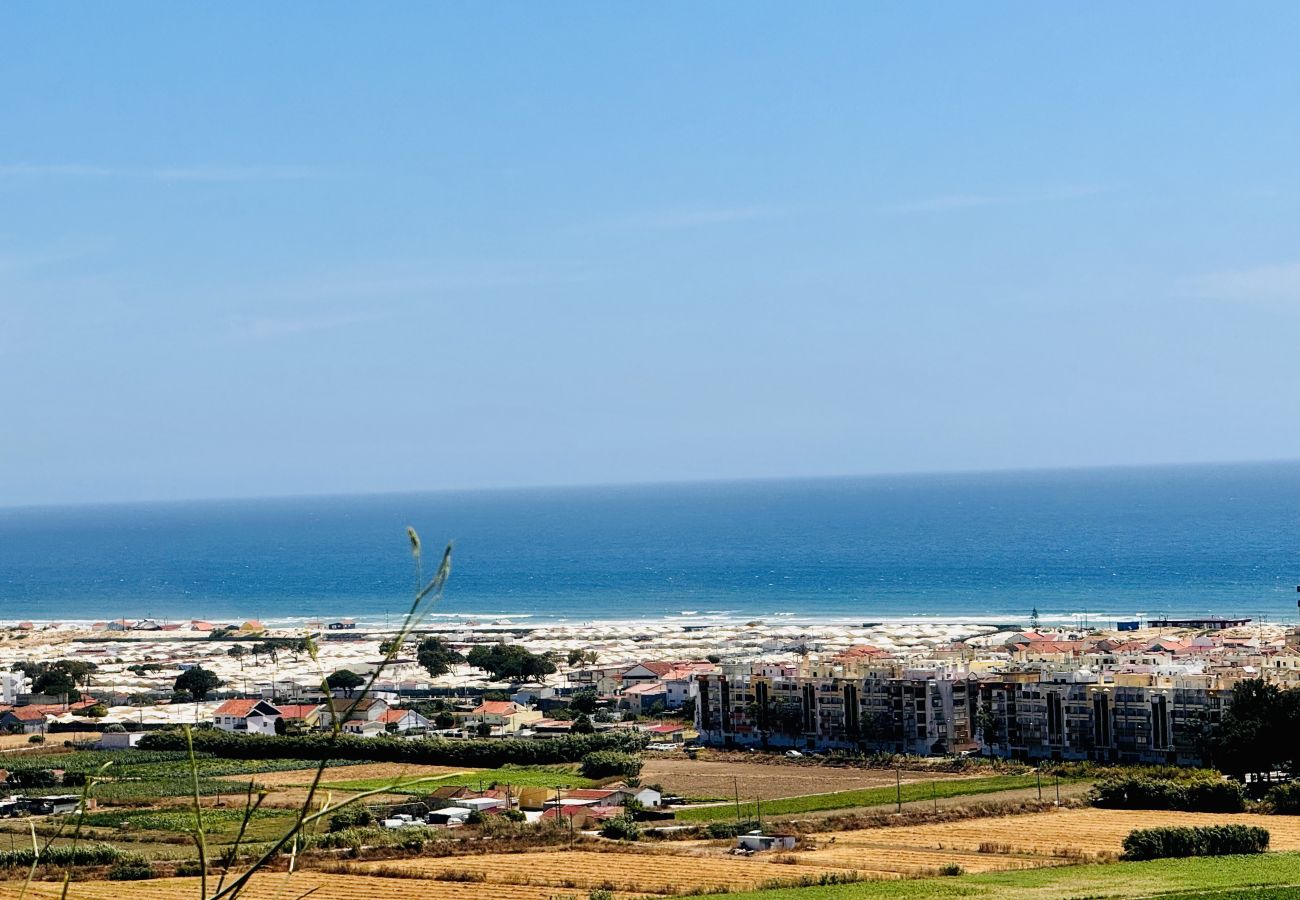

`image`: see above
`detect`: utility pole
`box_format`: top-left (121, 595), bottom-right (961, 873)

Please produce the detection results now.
top-left (932, 781), bottom-right (937, 813)
top-left (734, 776), bottom-right (741, 825)
top-left (895, 769), bottom-right (901, 813)
top-left (1037, 770), bottom-right (1042, 801)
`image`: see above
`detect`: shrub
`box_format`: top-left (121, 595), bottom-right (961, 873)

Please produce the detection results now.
top-left (0, 844), bottom-right (122, 869)
top-left (434, 869), bottom-right (487, 882)
top-left (1121, 824), bottom-right (1269, 860)
top-left (138, 728), bottom-right (646, 767)
top-left (1091, 776), bottom-right (1245, 813)
top-left (1267, 782), bottom-right (1300, 814)
top-left (938, 863), bottom-right (964, 876)
top-left (328, 805), bottom-right (373, 833)
top-left (106, 857), bottom-right (155, 880)
top-left (599, 816), bottom-right (641, 841)
top-left (399, 832), bottom-right (427, 851)
top-left (580, 750), bottom-right (643, 781)
top-left (174, 859), bottom-right (206, 877)
top-left (706, 820), bottom-right (760, 839)
top-left (27, 734), bottom-right (45, 744)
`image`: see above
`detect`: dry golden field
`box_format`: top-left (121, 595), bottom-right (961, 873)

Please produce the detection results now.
top-left (0, 873), bottom-right (600, 900)
top-left (352, 847), bottom-right (868, 892)
top-left (9, 808), bottom-right (1300, 898)
top-left (800, 807), bottom-right (1300, 866)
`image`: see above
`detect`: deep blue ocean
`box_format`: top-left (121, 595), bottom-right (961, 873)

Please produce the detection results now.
top-left (3, 463), bottom-right (1300, 626)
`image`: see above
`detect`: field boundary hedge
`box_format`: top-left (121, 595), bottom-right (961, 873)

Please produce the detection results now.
top-left (138, 729), bottom-right (646, 767)
top-left (1092, 776), bottom-right (1246, 813)
top-left (1122, 824), bottom-right (1269, 860)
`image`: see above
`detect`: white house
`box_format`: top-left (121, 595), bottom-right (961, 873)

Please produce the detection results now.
top-left (211, 699), bottom-right (282, 735)
top-left (343, 719), bottom-right (387, 737)
top-left (97, 731), bottom-right (147, 749)
top-left (316, 697), bottom-right (390, 728)
top-left (735, 831), bottom-right (797, 852)
top-left (0, 672), bottom-right (29, 705)
top-left (632, 787), bottom-right (663, 808)
top-left (379, 708), bottom-right (432, 732)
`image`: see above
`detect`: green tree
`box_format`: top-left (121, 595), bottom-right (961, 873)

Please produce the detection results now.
top-left (227, 645), bottom-right (246, 669)
top-left (327, 669), bottom-right (365, 698)
top-left (569, 689), bottom-right (598, 714)
top-left (174, 666), bottom-right (222, 701)
top-left (567, 648), bottom-right (585, 668)
top-left (33, 669), bottom-right (80, 702)
top-left (466, 644), bottom-right (557, 683)
top-left (416, 637), bottom-right (464, 677)
top-left (572, 712), bottom-right (595, 734)
top-left (1209, 678), bottom-right (1300, 778)
top-left (974, 700), bottom-right (998, 745)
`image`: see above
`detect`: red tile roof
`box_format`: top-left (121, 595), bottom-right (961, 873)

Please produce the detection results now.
top-left (624, 662), bottom-right (674, 676)
top-left (213, 699), bottom-right (277, 718)
top-left (474, 701), bottom-right (521, 715)
top-left (276, 704), bottom-right (319, 720)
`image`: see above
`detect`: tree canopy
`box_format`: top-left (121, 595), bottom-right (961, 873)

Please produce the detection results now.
top-left (466, 644), bottom-right (557, 683)
top-left (174, 667), bottom-right (222, 701)
top-left (416, 637), bottom-right (464, 677)
top-left (23, 659), bottom-right (99, 702)
top-left (326, 669), bottom-right (365, 697)
top-left (1208, 678), bottom-right (1300, 778)
top-left (33, 669), bottom-right (80, 702)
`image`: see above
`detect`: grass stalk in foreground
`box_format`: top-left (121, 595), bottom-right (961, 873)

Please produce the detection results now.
top-left (205, 530), bottom-right (451, 900)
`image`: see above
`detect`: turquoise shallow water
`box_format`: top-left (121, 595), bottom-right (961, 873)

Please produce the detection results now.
top-left (3, 462), bottom-right (1300, 626)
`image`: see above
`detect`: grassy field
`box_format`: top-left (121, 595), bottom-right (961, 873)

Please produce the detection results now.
top-left (14, 750), bottom-right (370, 804)
top-left (673, 774), bottom-right (1045, 821)
top-left (77, 807), bottom-right (301, 843)
top-left (704, 853), bottom-right (1300, 899)
top-left (310, 764), bottom-right (600, 793)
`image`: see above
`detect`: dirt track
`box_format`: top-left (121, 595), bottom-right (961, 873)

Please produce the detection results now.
top-left (641, 754), bottom-right (975, 801)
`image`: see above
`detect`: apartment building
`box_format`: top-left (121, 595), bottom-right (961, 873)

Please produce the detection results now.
top-left (696, 663), bottom-right (1233, 765)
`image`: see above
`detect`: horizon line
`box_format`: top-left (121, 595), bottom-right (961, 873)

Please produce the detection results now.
top-left (5, 455), bottom-right (1300, 513)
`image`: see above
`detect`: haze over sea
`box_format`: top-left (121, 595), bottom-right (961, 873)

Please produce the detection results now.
top-left (3, 462), bottom-right (1300, 628)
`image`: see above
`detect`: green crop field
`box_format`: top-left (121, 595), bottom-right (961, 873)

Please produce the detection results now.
top-left (307, 764), bottom-right (599, 793)
top-left (78, 807), bottom-right (298, 840)
top-left (673, 774), bottom-right (1044, 822)
top-left (706, 853), bottom-right (1300, 900)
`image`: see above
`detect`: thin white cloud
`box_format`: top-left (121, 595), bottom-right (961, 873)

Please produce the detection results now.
top-left (0, 163), bottom-right (327, 182)
top-left (608, 205), bottom-right (776, 231)
top-left (890, 185), bottom-right (1109, 214)
top-left (230, 310), bottom-right (386, 342)
top-left (154, 165), bottom-right (326, 182)
top-left (1188, 261), bottom-right (1300, 305)
top-left (224, 259), bottom-right (596, 306)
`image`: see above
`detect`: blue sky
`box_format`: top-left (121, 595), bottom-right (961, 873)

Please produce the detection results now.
top-left (3, 4), bottom-right (1300, 506)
